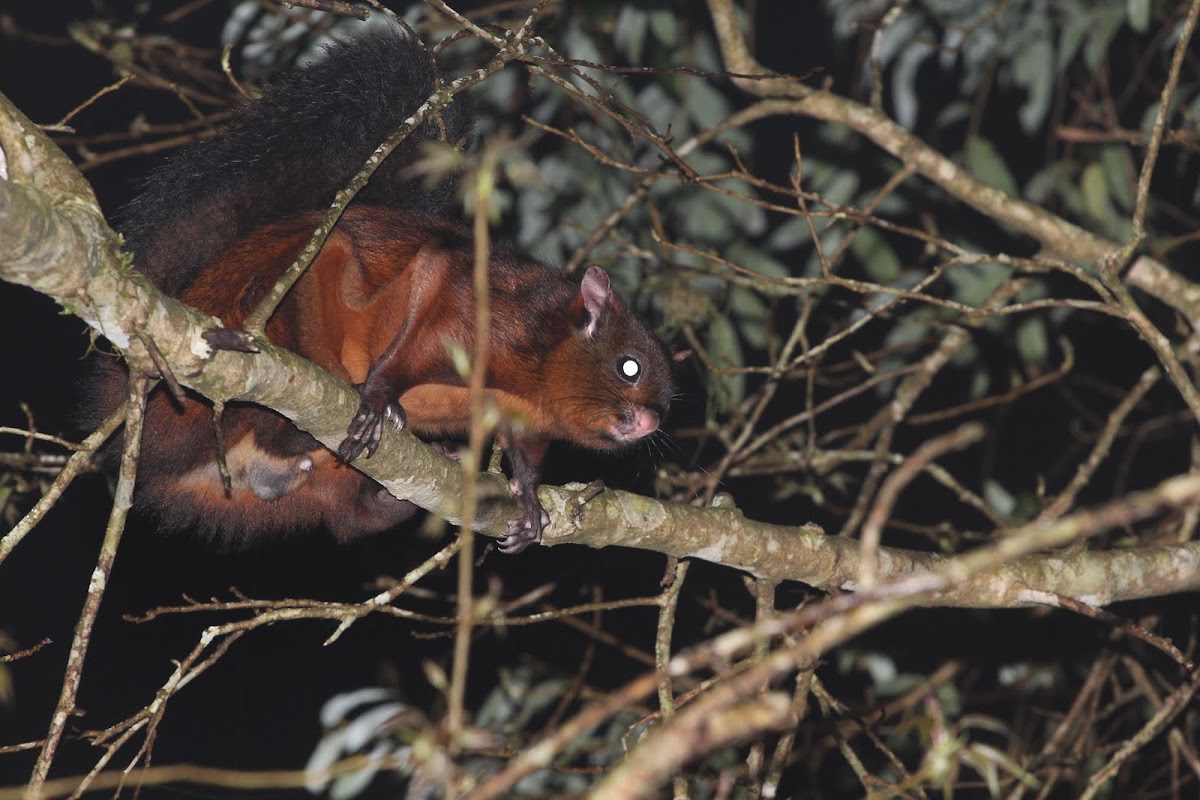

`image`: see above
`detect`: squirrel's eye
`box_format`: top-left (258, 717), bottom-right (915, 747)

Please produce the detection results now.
top-left (616, 356), bottom-right (641, 384)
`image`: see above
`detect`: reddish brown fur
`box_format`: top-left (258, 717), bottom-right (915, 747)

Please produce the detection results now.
top-left (114, 205), bottom-right (674, 545)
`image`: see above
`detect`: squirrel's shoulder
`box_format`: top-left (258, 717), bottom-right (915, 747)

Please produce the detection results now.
top-left (118, 29), bottom-right (473, 293)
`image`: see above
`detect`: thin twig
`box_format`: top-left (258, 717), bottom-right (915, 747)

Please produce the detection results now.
top-left (25, 376), bottom-right (148, 799)
top-left (858, 422), bottom-right (986, 588)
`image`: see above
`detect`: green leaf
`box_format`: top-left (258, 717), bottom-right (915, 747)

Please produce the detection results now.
top-left (614, 7), bottom-right (648, 63)
top-left (678, 193), bottom-right (733, 243)
top-left (965, 135), bottom-right (1018, 198)
top-left (712, 184), bottom-right (766, 236)
top-left (820, 171), bottom-right (860, 207)
top-left (684, 77), bottom-right (731, 130)
top-left (1024, 162), bottom-right (1068, 205)
top-left (1058, 0), bottom-right (1092, 70)
top-left (1083, 5), bottom-right (1126, 72)
top-left (885, 316), bottom-right (930, 349)
top-left (647, 9), bottom-right (679, 47)
top-left (984, 479), bottom-right (1016, 518)
top-left (1081, 161), bottom-right (1117, 225)
top-left (767, 216), bottom-right (814, 251)
top-left (691, 33), bottom-right (723, 73)
top-left (728, 241), bottom-right (791, 280)
top-left (891, 40), bottom-right (935, 129)
top-left (562, 19), bottom-right (605, 97)
top-left (934, 100), bottom-right (971, 130)
top-left (707, 314), bottom-right (745, 407)
top-left (1012, 38), bottom-right (1054, 133)
top-left (945, 261), bottom-right (1012, 308)
top-left (729, 286), bottom-right (769, 348)
top-left (805, 229), bottom-right (846, 276)
top-left (682, 147), bottom-right (727, 175)
top-left (1127, 0), bottom-right (1150, 33)
top-left (1101, 145), bottom-right (1135, 211)
top-left (1015, 316), bottom-right (1049, 366)
top-left (636, 83), bottom-right (677, 135)
top-left (850, 227), bottom-right (902, 283)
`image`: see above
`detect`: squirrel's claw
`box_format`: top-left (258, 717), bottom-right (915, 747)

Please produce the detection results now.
top-left (339, 395), bottom-right (406, 463)
top-left (498, 512), bottom-right (548, 554)
top-left (498, 485), bottom-right (549, 554)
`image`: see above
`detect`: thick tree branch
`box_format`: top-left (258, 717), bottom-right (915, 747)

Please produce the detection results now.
top-left (4, 84), bottom-right (1200, 608)
top-left (0, 89), bottom-right (515, 538)
top-left (549, 477), bottom-right (1200, 607)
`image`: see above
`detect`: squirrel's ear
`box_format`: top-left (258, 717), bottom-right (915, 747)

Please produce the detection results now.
top-left (581, 266), bottom-right (612, 314)
top-left (576, 266), bottom-right (614, 338)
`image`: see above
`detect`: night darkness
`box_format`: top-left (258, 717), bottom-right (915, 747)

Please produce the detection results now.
top-left (4, 1), bottom-right (1199, 798)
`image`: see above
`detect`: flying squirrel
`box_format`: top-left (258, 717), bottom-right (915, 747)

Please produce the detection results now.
top-left (85, 30), bottom-right (679, 553)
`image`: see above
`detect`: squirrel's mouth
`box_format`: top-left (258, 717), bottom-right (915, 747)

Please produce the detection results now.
top-left (603, 406), bottom-right (661, 445)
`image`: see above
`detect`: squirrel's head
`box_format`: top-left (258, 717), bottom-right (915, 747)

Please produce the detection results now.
top-left (547, 266), bottom-right (678, 451)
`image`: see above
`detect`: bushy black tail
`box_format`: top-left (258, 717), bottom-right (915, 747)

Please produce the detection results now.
top-left (118, 29), bottom-right (471, 295)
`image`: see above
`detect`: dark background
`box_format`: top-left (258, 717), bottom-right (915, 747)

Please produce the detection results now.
top-left (2, 1), bottom-right (1195, 797)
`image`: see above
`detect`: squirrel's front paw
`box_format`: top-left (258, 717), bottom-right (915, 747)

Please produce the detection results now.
top-left (339, 394), bottom-right (406, 462)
